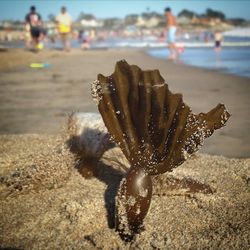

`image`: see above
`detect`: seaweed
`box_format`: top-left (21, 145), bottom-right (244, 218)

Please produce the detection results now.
top-left (91, 60), bottom-right (230, 240)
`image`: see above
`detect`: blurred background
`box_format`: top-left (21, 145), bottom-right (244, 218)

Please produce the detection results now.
top-left (1, 0), bottom-right (250, 77)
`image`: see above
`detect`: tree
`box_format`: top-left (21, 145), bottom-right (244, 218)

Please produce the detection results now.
top-left (206, 8), bottom-right (225, 20)
top-left (228, 18), bottom-right (246, 26)
top-left (125, 14), bottom-right (139, 25)
top-left (178, 9), bottom-right (197, 19)
top-left (103, 18), bottom-right (122, 29)
top-left (77, 12), bottom-right (95, 21)
top-left (48, 14), bottom-right (55, 22)
top-left (141, 11), bottom-right (162, 20)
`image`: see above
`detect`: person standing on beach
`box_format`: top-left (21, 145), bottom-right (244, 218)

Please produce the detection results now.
top-left (165, 7), bottom-right (178, 60)
top-left (25, 6), bottom-right (43, 50)
top-left (56, 7), bottom-right (72, 51)
top-left (214, 30), bottom-right (223, 52)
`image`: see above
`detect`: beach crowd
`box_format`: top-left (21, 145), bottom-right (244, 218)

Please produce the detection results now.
top-left (1, 5), bottom-right (223, 58)
top-left (23, 5), bottom-right (96, 52)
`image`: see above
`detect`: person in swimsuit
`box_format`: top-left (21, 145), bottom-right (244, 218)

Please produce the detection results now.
top-left (214, 30), bottom-right (223, 53)
top-left (165, 7), bottom-right (178, 60)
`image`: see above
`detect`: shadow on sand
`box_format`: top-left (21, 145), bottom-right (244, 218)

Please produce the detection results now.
top-left (66, 127), bottom-right (214, 229)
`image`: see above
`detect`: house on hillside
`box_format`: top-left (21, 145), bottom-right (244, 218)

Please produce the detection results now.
top-left (191, 16), bottom-right (222, 26)
top-left (80, 19), bottom-right (103, 28)
top-left (176, 16), bottom-right (191, 25)
top-left (136, 16), bottom-right (161, 28)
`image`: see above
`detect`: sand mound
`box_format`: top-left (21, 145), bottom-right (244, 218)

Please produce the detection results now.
top-left (0, 134), bottom-right (249, 249)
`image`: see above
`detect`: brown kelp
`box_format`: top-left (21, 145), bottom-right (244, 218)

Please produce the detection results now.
top-left (91, 60), bottom-right (230, 239)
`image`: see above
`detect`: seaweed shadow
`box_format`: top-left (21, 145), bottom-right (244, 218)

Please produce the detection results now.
top-left (66, 127), bottom-right (124, 228)
top-left (66, 127), bottom-right (214, 230)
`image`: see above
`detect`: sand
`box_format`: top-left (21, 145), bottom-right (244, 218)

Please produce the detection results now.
top-left (0, 134), bottom-right (249, 249)
top-left (0, 48), bottom-right (249, 158)
top-left (0, 48), bottom-right (250, 249)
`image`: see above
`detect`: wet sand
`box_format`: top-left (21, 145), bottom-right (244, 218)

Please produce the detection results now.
top-left (0, 48), bottom-right (250, 249)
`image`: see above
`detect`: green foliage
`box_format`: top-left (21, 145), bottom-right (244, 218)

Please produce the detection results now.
top-left (141, 11), bottom-right (163, 20)
top-left (178, 8), bottom-right (227, 21)
top-left (206, 8), bottom-right (225, 20)
top-left (228, 18), bottom-right (246, 26)
top-left (125, 14), bottom-right (139, 25)
top-left (77, 12), bottom-right (95, 21)
top-left (48, 14), bottom-right (55, 22)
top-left (178, 9), bottom-right (197, 19)
top-left (103, 18), bottom-right (122, 29)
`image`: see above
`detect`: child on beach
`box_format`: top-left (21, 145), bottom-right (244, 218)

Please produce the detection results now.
top-left (214, 30), bottom-right (223, 52)
top-left (25, 6), bottom-right (43, 50)
top-left (79, 30), bottom-right (90, 50)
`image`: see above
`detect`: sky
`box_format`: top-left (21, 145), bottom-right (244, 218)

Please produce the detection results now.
top-left (0, 0), bottom-right (250, 21)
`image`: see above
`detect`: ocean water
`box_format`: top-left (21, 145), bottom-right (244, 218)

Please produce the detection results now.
top-left (147, 47), bottom-right (250, 78)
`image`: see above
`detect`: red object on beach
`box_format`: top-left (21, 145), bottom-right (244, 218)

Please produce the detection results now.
top-left (178, 46), bottom-right (185, 54)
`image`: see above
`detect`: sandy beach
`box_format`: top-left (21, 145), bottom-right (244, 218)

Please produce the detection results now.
top-left (0, 48), bottom-right (249, 157)
top-left (0, 48), bottom-right (249, 249)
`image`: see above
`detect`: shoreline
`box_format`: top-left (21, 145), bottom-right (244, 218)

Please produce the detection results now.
top-left (147, 46), bottom-right (250, 79)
